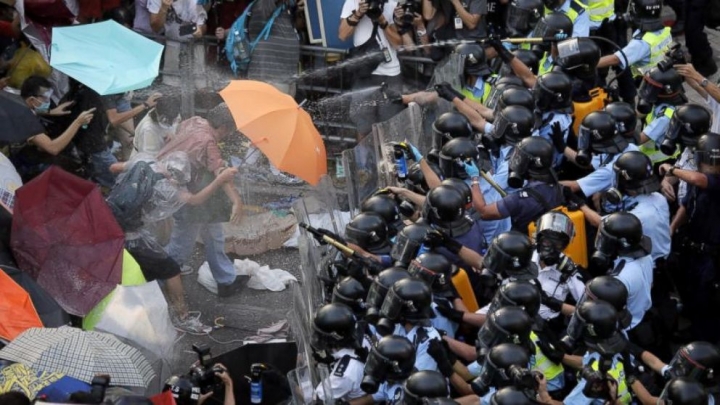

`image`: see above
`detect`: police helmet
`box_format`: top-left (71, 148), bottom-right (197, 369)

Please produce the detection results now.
top-left (311, 303), bottom-right (358, 350)
top-left (555, 38), bottom-right (601, 80)
top-left (639, 66), bottom-right (686, 106)
top-left (605, 102), bottom-right (638, 138)
top-left (576, 300), bottom-right (626, 355)
top-left (662, 104), bottom-right (712, 154)
top-left (362, 336), bottom-right (416, 393)
top-left (439, 137), bottom-right (482, 180)
top-left (484, 231), bottom-right (538, 279)
top-left (659, 377), bottom-right (709, 405)
top-left (669, 342), bottom-right (720, 387)
top-left (486, 343), bottom-right (532, 380)
top-left (346, 213), bottom-right (392, 255)
top-left (456, 43), bottom-right (492, 78)
top-left (403, 371), bottom-right (450, 405)
top-left (406, 162), bottom-right (431, 195)
top-left (534, 211), bottom-right (575, 265)
top-left (594, 212), bottom-right (651, 261)
top-left (391, 222), bottom-right (433, 266)
top-left (422, 185), bottom-right (466, 226)
top-left (408, 252), bottom-right (455, 297)
top-left (532, 12), bottom-right (573, 40)
top-left (696, 132), bottom-right (720, 168)
top-left (610, 151), bottom-right (660, 197)
top-left (629, 0), bottom-right (665, 31)
top-left (332, 277), bottom-right (368, 316)
top-left (433, 112), bottom-right (474, 148)
top-left (362, 194), bottom-right (403, 236)
top-left (496, 87), bottom-right (536, 113)
top-left (514, 50), bottom-right (541, 76)
top-left (478, 306), bottom-right (534, 353)
top-left (505, 0), bottom-right (544, 37)
top-left (442, 178), bottom-right (473, 208)
top-left (380, 278), bottom-right (436, 322)
top-left (584, 276), bottom-right (632, 329)
top-left (486, 76), bottom-right (527, 110)
top-left (491, 280), bottom-right (542, 317)
top-left (164, 376), bottom-right (200, 405)
top-left (508, 136), bottom-right (555, 187)
top-left (491, 106), bottom-right (535, 146)
top-left (490, 386), bottom-right (538, 405)
top-left (577, 111), bottom-right (628, 165)
top-left (366, 267), bottom-right (412, 322)
top-left (533, 71), bottom-right (573, 112)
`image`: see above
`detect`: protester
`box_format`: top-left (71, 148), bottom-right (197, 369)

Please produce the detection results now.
top-left (132, 94), bottom-right (182, 158)
top-left (103, 91), bottom-right (162, 161)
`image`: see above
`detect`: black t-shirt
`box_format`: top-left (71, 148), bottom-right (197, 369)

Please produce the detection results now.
top-left (682, 173), bottom-right (720, 245)
top-left (60, 87), bottom-right (110, 155)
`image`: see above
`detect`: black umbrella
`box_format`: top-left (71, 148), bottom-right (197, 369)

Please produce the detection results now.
top-left (0, 265), bottom-right (70, 327)
top-left (0, 94), bottom-right (46, 144)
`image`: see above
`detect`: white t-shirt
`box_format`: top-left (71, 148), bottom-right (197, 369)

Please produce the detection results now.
top-left (148, 0), bottom-right (207, 42)
top-left (132, 110), bottom-right (179, 158)
top-left (340, 0), bottom-right (401, 77)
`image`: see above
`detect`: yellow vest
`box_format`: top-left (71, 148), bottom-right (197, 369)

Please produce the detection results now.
top-left (545, 0), bottom-right (587, 23)
top-left (589, 357), bottom-right (632, 405)
top-left (631, 27), bottom-right (672, 77)
top-left (587, 0), bottom-right (614, 22)
top-left (530, 332), bottom-right (564, 381)
top-left (538, 53), bottom-right (553, 76)
top-left (461, 80), bottom-right (493, 105)
top-left (639, 106), bottom-right (681, 163)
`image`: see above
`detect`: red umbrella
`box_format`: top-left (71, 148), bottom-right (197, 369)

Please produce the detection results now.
top-left (10, 167), bottom-right (124, 316)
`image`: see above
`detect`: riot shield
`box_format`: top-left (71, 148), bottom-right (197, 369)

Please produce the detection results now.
top-left (342, 131), bottom-right (380, 214)
top-left (374, 103), bottom-right (425, 188)
top-left (287, 364), bottom-right (332, 405)
top-left (431, 52), bottom-right (464, 89)
top-left (289, 283), bottom-right (313, 370)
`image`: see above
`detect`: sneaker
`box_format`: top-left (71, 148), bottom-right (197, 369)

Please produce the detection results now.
top-left (175, 315), bottom-right (212, 334)
top-left (180, 265), bottom-right (194, 276)
top-left (217, 278), bottom-right (245, 298)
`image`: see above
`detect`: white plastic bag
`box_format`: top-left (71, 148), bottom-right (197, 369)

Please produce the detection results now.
top-left (197, 259), bottom-right (297, 294)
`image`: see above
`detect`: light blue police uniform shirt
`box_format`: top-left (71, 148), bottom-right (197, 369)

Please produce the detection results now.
top-left (604, 193), bottom-right (671, 260)
top-left (490, 144), bottom-right (515, 193)
top-left (644, 103), bottom-right (674, 143)
top-left (564, 352), bottom-right (630, 405)
top-left (430, 301), bottom-right (458, 339)
top-left (533, 112), bottom-right (573, 168)
top-left (392, 324), bottom-right (441, 372)
top-left (467, 355), bottom-right (565, 391)
top-left (464, 177), bottom-right (512, 243)
top-left (576, 143), bottom-right (640, 196)
top-left (613, 255), bottom-right (654, 329)
top-left (613, 30), bottom-right (657, 70)
top-left (558, 0), bottom-right (590, 37)
top-left (481, 387), bottom-right (497, 405)
top-left (371, 381), bottom-right (404, 404)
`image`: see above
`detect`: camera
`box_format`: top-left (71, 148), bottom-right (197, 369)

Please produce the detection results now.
top-left (508, 365), bottom-right (538, 392)
top-left (365, 0), bottom-right (388, 20)
top-left (657, 44), bottom-right (686, 72)
top-left (89, 375), bottom-right (110, 404)
top-left (579, 358), bottom-right (615, 401)
top-left (189, 344), bottom-right (225, 394)
top-left (397, 0), bottom-right (421, 29)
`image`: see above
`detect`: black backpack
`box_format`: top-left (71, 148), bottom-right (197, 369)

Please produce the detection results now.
top-left (106, 161), bottom-right (163, 232)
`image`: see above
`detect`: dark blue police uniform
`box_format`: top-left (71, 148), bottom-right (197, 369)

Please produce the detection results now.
top-left (496, 181), bottom-right (565, 232)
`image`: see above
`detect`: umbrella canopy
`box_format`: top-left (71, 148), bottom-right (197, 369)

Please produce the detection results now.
top-left (50, 20), bottom-right (163, 96)
top-left (0, 265), bottom-right (70, 328)
top-left (0, 327), bottom-right (155, 388)
top-left (219, 80), bottom-right (327, 185)
top-left (10, 167), bottom-right (125, 316)
top-left (0, 269), bottom-right (42, 341)
top-left (0, 95), bottom-right (46, 144)
top-left (0, 363), bottom-right (66, 399)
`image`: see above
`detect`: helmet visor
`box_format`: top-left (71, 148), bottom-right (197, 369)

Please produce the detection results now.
top-left (332, 287), bottom-right (367, 315)
top-left (439, 154), bottom-right (469, 180)
top-left (668, 348), bottom-right (709, 381)
top-left (695, 148), bottom-right (720, 167)
top-left (665, 114), bottom-right (687, 143)
top-left (638, 76), bottom-right (662, 104)
top-left (486, 86), bottom-right (504, 111)
top-left (594, 227), bottom-right (620, 255)
top-left (408, 259), bottom-right (439, 287)
top-left (531, 17), bottom-right (548, 37)
top-left (483, 243), bottom-right (513, 275)
top-left (380, 286), bottom-right (405, 321)
top-left (391, 232), bottom-right (423, 265)
top-left (364, 346), bottom-right (391, 383)
top-left (536, 212), bottom-right (574, 242)
top-left (366, 280), bottom-right (389, 311)
top-left (577, 125), bottom-right (594, 151)
top-left (509, 146), bottom-right (533, 176)
top-left (506, 3), bottom-right (534, 33)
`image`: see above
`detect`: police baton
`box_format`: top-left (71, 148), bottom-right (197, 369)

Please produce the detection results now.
top-left (299, 222), bottom-right (385, 273)
top-left (479, 170), bottom-right (508, 197)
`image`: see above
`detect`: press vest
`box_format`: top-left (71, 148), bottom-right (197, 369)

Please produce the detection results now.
top-left (587, 0), bottom-right (614, 22)
top-left (530, 331), bottom-right (564, 381)
top-left (588, 357), bottom-right (632, 404)
top-left (639, 106), bottom-right (681, 163)
top-left (631, 27), bottom-right (672, 77)
top-left (545, 0), bottom-right (587, 23)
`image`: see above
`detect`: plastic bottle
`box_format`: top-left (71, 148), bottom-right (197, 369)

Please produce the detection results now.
top-left (394, 146), bottom-right (407, 180)
top-left (250, 364), bottom-right (264, 404)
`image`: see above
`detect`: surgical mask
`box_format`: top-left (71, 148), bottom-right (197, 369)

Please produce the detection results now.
top-left (34, 100), bottom-right (51, 114)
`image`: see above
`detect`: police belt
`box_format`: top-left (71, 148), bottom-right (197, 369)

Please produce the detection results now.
top-left (682, 239), bottom-right (720, 255)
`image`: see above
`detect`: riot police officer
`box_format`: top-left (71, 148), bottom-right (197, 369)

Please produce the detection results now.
top-left (366, 266), bottom-right (412, 324)
top-left (361, 193), bottom-right (405, 238)
top-left (391, 221), bottom-right (434, 267)
top-left (432, 112), bottom-right (475, 152)
top-left (530, 72), bottom-right (574, 169)
top-left (402, 371), bottom-right (450, 405)
top-left (360, 335), bottom-right (416, 404)
top-left (661, 133), bottom-right (720, 342)
top-left (466, 343), bottom-right (536, 403)
top-left (312, 303), bottom-right (367, 402)
top-left (499, 51), bottom-right (541, 77)
top-left (468, 137), bottom-right (565, 232)
top-left (553, 38), bottom-right (603, 101)
top-left (455, 43), bottom-right (497, 105)
top-left (542, 0), bottom-right (589, 37)
top-left (656, 377), bottom-right (710, 405)
top-left (504, 0), bottom-right (544, 38)
top-left (332, 276), bottom-right (368, 319)
top-left (345, 212), bottom-right (394, 269)
top-left (605, 101), bottom-right (640, 141)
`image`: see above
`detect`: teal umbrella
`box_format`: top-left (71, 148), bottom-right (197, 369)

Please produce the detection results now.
top-left (50, 21), bottom-right (164, 96)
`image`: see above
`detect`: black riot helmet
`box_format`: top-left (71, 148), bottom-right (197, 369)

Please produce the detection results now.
top-left (391, 222), bottom-right (433, 267)
top-left (456, 43), bottom-right (492, 78)
top-left (555, 38), bottom-right (601, 80)
top-left (658, 377), bottom-right (709, 405)
top-left (433, 112), bottom-right (474, 149)
top-left (442, 178), bottom-right (473, 209)
top-left (576, 111), bottom-right (628, 167)
top-left (311, 303), bottom-right (359, 351)
top-left (592, 212), bottom-right (651, 271)
top-left (362, 194), bottom-right (403, 237)
top-left (477, 306), bottom-right (534, 354)
top-left (505, 0), bottom-right (544, 37)
top-left (471, 343), bottom-right (532, 396)
top-left (346, 213), bottom-right (392, 255)
top-left (638, 66), bottom-right (686, 106)
top-left (661, 104), bottom-right (712, 155)
top-left (380, 278), bottom-right (436, 323)
top-left (439, 137), bottom-right (482, 180)
top-left (534, 211), bottom-right (575, 266)
top-left (490, 386), bottom-right (539, 405)
top-left (406, 162), bottom-right (431, 195)
top-left (496, 87), bottom-right (536, 115)
top-left (532, 12), bottom-right (573, 41)
top-left (584, 276), bottom-right (632, 330)
top-left (507, 136), bottom-right (555, 188)
top-left (668, 342), bottom-right (720, 387)
top-left (422, 185), bottom-right (466, 226)
top-left (361, 336), bottom-right (416, 393)
top-left (484, 231), bottom-right (538, 279)
top-left (490, 106), bottom-right (535, 148)
top-left (605, 102), bottom-right (638, 138)
top-left (408, 252), bottom-right (455, 298)
top-left (575, 300), bottom-right (627, 356)
top-left (486, 76), bottom-right (526, 111)
top-left (533, 71), bottom-right (573, 112)
top-left (489, 280), bottom-right (542, 318)
top-left (695, 132), bottom-right (720, 170)
top-left (629, 0), bottom-right (665, 31)
top-left (164, 376), bottom-right (201, 405)
top-left (607, 151), bottom-right (660, 200)
top-left (366, 267), bottom-right (411, 323)
top-left (511, 50), bottom-right (540, 76)
top-left (403, 371), bottom-right (450, 405)
top-left (332, 277), bottom-right (368, 317)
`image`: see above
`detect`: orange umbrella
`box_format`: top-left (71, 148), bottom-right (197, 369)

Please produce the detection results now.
top-left (219, 80), bottom-right (327, 185)
top-left (0, 269), bottom-right (42, 341)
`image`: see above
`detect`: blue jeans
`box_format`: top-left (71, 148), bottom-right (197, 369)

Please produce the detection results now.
top-left (165, 218), bottom-right (236, 285)
top-left (90, 148), bottom-right (117, 188)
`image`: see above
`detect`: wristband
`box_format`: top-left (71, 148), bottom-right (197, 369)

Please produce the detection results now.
top-left (346, 16), bottom-right (359, 26)
top-left (379, 20), bottom-right (389, 29)
top-left (143, 102), bottom-right (150, 109)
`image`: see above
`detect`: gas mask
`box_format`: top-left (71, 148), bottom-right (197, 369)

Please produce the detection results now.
top-left (471, 358), bottom-right (534, 397)
top-left (659, 114), bottom-right (689, 156)
top-left (365, 279), bottom-right (390, 323)
top-left (590, 227), bottom-right (623, 272)
top-left (391, 232), bottom-right (427, 267)
top-left (566, 307), bottom-right (626, 356)
top-left (535, 213), bottom-right (573, 266)
top-left (379, 287), bottom-right (410, 322)
top-left (637, 77), bottom-right (664, 108)
top-left (361, 347), bottom-right (401, 393)
top-left (507, 147), bottom-right (537, 189)
top-left (575, 125), bottom-right (597, 167)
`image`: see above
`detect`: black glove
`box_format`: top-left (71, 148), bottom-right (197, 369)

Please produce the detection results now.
top-left (562, 186), bottom-right (586, 210)
top-left (434, 82), bottom-right (465, 102)
top-left (382, 87), bottom-right (404, 104)
top-left (316, 228), bottom-right (346, 245)
top-left (434, 300), bottom-right (465, 323)
top-left (424, 229), bottom-right (463, 254)
top-left (550, 122), bottom-right (566, 154)
top-left (542, 294), bottom-right (565, 312)
top-left (535, 337), bottom-right (566, 364)
top-left (427, 339), bottom-right (455, 378)
top-left (625, 341), bottom-right (645, 360)
top-left (487, 38), bottom-right (515, 64)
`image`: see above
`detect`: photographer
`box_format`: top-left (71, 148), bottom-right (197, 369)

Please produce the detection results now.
top-left (421, 0), bottom-right (487, 40)
top-left (164, 363), bottom-right (235, 405)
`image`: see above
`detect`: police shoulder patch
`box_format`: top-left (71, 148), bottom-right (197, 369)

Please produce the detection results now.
top-left (333, 355), bottom-right (352, 377)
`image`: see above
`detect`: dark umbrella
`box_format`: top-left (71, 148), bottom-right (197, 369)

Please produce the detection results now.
top-left (0, 265), bottom-right (69, 328)
top-left (0, 95), bottom-right (45, 144)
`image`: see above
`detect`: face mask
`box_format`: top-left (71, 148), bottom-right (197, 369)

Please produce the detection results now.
top-left (34, 100), bottom-right (51, 114)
